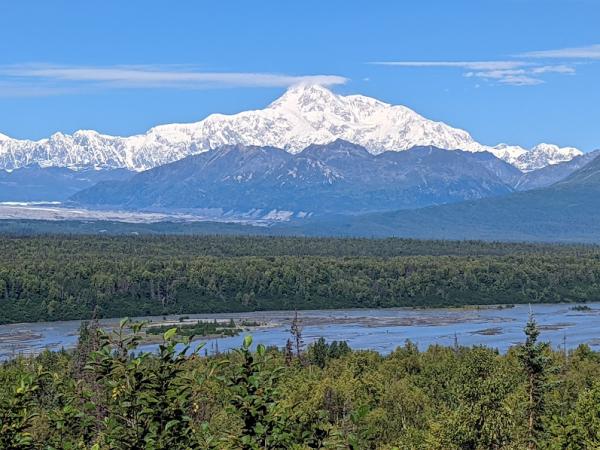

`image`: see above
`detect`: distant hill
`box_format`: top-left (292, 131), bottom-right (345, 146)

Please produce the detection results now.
top-left (4, 150), bottom-right (600, 243)
top-left (515, 150), bottom-right (600, 191)
top-left (0, 166), bottom-right (133, 202)
top-left (293, 153), bottom-right (600, 243)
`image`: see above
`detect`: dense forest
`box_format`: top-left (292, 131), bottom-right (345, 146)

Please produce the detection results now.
top-left (2, 316), bottom-right (600, 449)
top-left (1, 235), bottom-right (600, 324)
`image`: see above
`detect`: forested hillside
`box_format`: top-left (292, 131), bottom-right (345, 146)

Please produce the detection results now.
top-left (1, 235), bottom-right (600, 324)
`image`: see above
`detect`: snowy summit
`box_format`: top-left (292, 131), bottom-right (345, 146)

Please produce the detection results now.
top-left (0, 85), bottom-right (582, 172)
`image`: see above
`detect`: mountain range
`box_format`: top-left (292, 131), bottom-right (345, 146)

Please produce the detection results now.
top-left (71, 140), bottom-right (523, 217)
top-left (0, 85), bottom-right (583, 173)
top-left (72, 138), bottom-right (600, 223)
top-left (1, 84), bottom-right (599, 243)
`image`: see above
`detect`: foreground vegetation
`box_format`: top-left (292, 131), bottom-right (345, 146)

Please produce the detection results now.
top-left (1, 317), bottom-right (600, 449)
top-left (145, 319), bottom-right (248, 338)
top-left (2, 235), bottom-right (600, 323)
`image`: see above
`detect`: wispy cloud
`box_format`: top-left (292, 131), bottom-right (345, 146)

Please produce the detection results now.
top-left (519, 44), bottom-right (600, 59)
top-left (370, 61), bottom-right (526, 71)
top-left (0, 81), bottom-right (87, 98)
top-left (370, 58), bottom-right (579, 86)
top-left (464, 69), bottom-right (542, 86)
top-left (464, 64), bottom-right (575, 86)
top-left (530, 65), bottom-right (576, 74)
top-left (0, 64), bottom-right (348, 97)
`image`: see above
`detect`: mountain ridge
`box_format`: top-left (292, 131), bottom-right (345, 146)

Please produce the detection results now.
top-left (292, 153), bottom-right (600, 242)
top-left (0, 85), bottom-right (582, 172)
top-left (71, 140), bottom-right (521, 218)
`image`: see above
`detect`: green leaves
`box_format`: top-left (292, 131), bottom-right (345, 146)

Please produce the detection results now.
top-left (85, 320), bottom-right (203, 449)
top-left (0, 374), bottom-right (39, 449)
top-left (518, 314), bottom-right (552, 449)
top-left (163, 327), bottom-right (178, 341)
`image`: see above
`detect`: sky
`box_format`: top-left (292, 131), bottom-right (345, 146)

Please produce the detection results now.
top-left (1, 0), bottom-right (599, 151)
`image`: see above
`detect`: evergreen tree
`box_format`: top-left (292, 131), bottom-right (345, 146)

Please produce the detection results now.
top-left (518, 313), bottom-right (550, 449)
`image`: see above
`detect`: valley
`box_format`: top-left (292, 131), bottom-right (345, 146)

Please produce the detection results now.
top-left (4, 2), bottom-right (600, 448)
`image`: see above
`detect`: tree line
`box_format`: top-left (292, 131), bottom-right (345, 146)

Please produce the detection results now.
top-left (1, 235), bottom-right (600, 323)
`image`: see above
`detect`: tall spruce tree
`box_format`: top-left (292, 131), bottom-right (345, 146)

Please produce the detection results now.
top-left (518, 313), bottom-right (550, 449)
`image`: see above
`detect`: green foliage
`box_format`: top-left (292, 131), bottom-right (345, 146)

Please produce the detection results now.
top-left (44, 374), bottom-right (97, 449)
top-left (518, 314), bottom-right (551, 449)
top-left (226, 337), bottom-right (285, 448)
top-left (3, 323), bottom-right (600, 448)
top-left (146, 319), bottom-right (240, 338)
top-left (87, 319), bottom-right (201, 448)
top-left (308, 338), bottom-right (351, 369)
top-left (0, 374), bottom-right (39, 449)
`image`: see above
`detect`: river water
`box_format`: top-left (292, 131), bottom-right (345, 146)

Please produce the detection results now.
top-left (1, 303), bottom-right (600, 360)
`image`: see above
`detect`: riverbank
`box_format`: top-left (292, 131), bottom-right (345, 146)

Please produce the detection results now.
top-left (2, 303), bottom-right (599, 360)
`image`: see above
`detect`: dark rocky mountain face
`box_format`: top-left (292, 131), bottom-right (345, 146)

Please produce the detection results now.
top-left (72, 140), bottom-right (521, 217)
top-left (0, 166), bottom-right (133, 202)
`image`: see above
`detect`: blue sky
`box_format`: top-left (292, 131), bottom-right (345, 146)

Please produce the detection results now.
top-left (1, 0), bottom-right (599, 151)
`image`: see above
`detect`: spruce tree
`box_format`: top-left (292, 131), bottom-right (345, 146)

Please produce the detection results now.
top-left (518, 313), bottom-right (550, 449)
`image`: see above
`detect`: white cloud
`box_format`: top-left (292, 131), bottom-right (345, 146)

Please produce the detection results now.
top-left (464, 69), bottom-right (544, 86)
top-left (0, 83), bottom-right (74, 97)
top-left (530, 65), bottom-right (576, 74)
top-left (519, 44), bottom-right (600, 59)
top-left (370, 61), bottom-right (527, 71)
top-left (0, 64), bottom-right (348, 97)
top-left (370, 60), bottom-right (576, 86)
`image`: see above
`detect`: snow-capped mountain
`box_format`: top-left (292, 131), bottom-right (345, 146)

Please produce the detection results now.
top-left (489, 143), bottom-right (582, 171)
top-left (514, 143), bottom-right (583, 171)
top-left (515, 150), bottom-right (600, 191)
top-left (490, 144), bottom-right (528, 166)
top-left (0, 85), bottom-right (582, 172)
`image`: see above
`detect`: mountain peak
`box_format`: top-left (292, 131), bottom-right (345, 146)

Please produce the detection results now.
top-left (519, 143), bottom-right (584, 171)
top-left (283, 83), bottom-right (333, 95)
top-left (268, 83), bottom-right (342, 112)
top-left (531, 143), bottom-right (581, 155)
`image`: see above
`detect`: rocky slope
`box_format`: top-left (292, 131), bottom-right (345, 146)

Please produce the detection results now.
top-left (72, 140), bottom-right (521, 217)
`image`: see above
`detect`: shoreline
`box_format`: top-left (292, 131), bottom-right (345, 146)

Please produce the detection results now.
top-left (3, 301), bottom-right (592, 328)
top-left (1, 302), bottom-right (598, 360)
